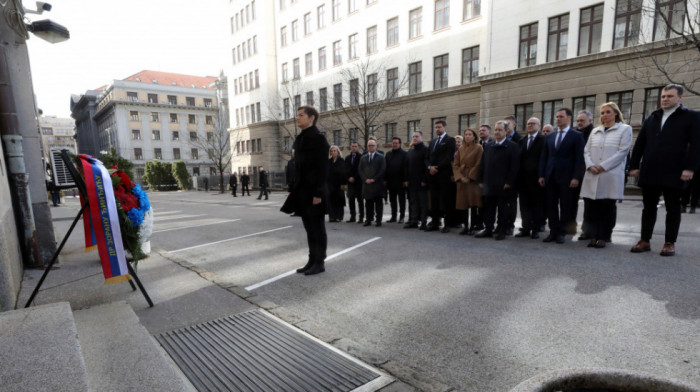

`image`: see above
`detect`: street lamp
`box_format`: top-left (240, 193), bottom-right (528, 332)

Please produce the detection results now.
top-left (25, 19), bottom-right (70, 43)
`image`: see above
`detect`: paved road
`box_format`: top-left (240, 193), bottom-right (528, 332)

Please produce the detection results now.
top-left (150, 190), bottom-right (700, 391)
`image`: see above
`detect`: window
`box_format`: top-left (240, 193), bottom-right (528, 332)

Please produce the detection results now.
top-left (204, 98), bottom-right (212, 108)
top-left (333, 129), bottom-right (342, 146)
top-left (435, 0), bottom-right (450, 30)
top-left (519, 22), bottom-right (538, 68)
top-left (249, 104), bottom-right (256, 123)
top-left (320, 88), bottom-right (328, 111)
top-left (409, 61), bottom-right (422, 94)
top-left (461, 46), bottom-right (479, 84)
top-left (643, 87), bottom-right (663, 120)
top-left (542, 99), bottom-right (564, 126)
top-left (607, 90), bottom-right (634, 122)
top-left (132, 129), bottom-right (141, 140)
top-left (188, 114), bottom-right (196, 124)
top-left (207, 132), bottom-right (214, 141)
top-left (409, 7), bottom-right (422, 39)
top-left (407, 120), bottom-right (420, 141)
top-left (433, 53), bottom-right (449, 90)
top-left (387, 17), bottom-right (399, 46)
top-left (334, 83), bottom-right (343, 108)
top-left (304, 12), bottom-right (312, 35)
top-left (283, 98), bottom-right (290, 119)
top-left (206, 116), bottom-right (213, 125)
top-left (186, 97), bottom-right (195, 106)
top-left (257, 139), bottom-right (262, 153)
top-left (459, 114), bottom-right (477, 132)
top-left (294, 95), bottom-right (301, 110)
top-left (332, 0), bottom-right (341, 21)
top-left (170, 113), bottom-right (178, 123)
top-left (255, 70), bottom-right (260, 87)
top-left (256, 102), bottom-right (261, 121)
top-left (349, 0), bottom-right (358, 13)
top-left (293, 58), bottom-right (300, 79)
top-left (252, 0), bottom-right (256, 20)
top-left (367, 26), bottom-right (377, 54)
top-left (173, 148), bottom-right (181, 160)
top-left (385, 123), bottom-right (397, 142)
top-left (291, 19), bottom-right (299, 41)
top-left (573, 95), bottom-right (596, 114)
top-left (152, 130), bottom-right (161, 140)
top-left (367, 0), bottom-right (377, 4)
top-left (167, 95), bottom-right (177, 105)
top-left (191, 148), bottom-right (198, 160)
top-left (430, 117), bottom-right (446, 139)
top-left (148, 93), bottom-right (158, 103)
top-left (305, 52), bottom-right (313, 75)
top-left (654, 0), bottom-right (686, 40)
top-left (281, 26), bottom-right (287, 46)
top-left (130, 111), bottom-right (139, 121)
top-left (190, 131), bottom-right (197, 141)
top-left (348, 33), bottom-right (358, 59)
top-left (150, 112), bottom-right (159, 122)
top-left (547, 14), bottom-right (569, 62)
top-left (350, 79), bottom-right (359, 106)
top-left (317, 4), bottom-right (326, 28)
top-left (463, 0), bottom-right (480, 20)
top-left (613, 0), bottom-right (642, 49)
top-left (192, 167), bottom-right (200, 176)
top-left (579, 4), bottom-right (604, 55)
top-left (134, 148), bottom-right (143, 160)
top-left (306, 91), bottom-right (314, 106)
top-left (154, 148), bottom-right (162, 160)
top-left (367, 73), bottom-right (378, 102)
top-left (333, 41), bottom-right (342, 65)
top-left (319, 47), bottom-right (327, 70)
top-left (127, 92), bottom-right (138, 102)
top-left (282, 62), bottom-right (288, 82)
top-left (172, 131), bottom-right (180, 141)
top-left (349, 128), bottom-right (358, 143)
top-left (253, 35), bottom-right (258, 54)
top-left (515, 103), bottom-right (534, 130)
top-left (387, 68), bottom-right (399, 98)
top-left (279, 0), bottom-right (285, 9)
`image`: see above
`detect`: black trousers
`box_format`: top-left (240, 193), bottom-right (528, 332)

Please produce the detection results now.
top-left (408, 187), bottom-right (428, 224)
top-left (428, 173), bottom-right (452, 225)
top-left (483, 194), bottom-right (511, 233)
top-left (242, 184), bottom-right (250, 195)
top-left (506, 191), bottom-right (518, 230)
top-left (641, 185), bottom-right (682, 243)
top-left (257, 185), bottom-right (269, 199)
top-left (328, 199), bottom-right (345, 221)
top-left (231, 184), bottom-right (237, 196)
top-left (347, 186), bottom-right (364, 220)
top-left (456, 207), bottom-right (482, 230)
top-left (545, 180), bottom-right (576, 236)
top-left (365, 197), bottom-right (383, 223)
top-left (301, 211), bottom-right (327, 265)
top-left (519, 188), bottom-right (545, 232)
top-left (681, 176), bottom-right (700, 208)
top-left (586, 198), bottom-right (617, 240)
top-left (388, 186), bottom-right (406, 220)
top-left (568, 185), bottom-right (582, 234)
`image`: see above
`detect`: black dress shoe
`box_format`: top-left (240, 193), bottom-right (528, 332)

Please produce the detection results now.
top-left (425, 225), bottom-right (439, 232)
top-left (495, 233), bottom-right (506, 240)
top-left (506, 227), bottom-right (514, 236)
top-left (404, 222), bottom-right (418, 229)
top-left (459, 228), bottom-right (472, 235)
top-left (543, 234), bottom-right (555, 243)
top-left (296, 261), bottom-right (313, 273)
top-left (363, 221), bottom-right (372, 227)
top-left (346, 218), bottom-right (356, 223)
top-left (530, 231), bottom-right (540, 239)
top-left (398, 218), bottom-right (404, 223)
top-left (474, 230), bottom-right (493, 238)
top-left (387, 217), bottom-right (397, 223)
top-left (555, 234), bottom-right (566, 244)
top-left (578, 234), bottom-right (592, 241)
top-left (304, 264), bottom-right (325, 275)
top-left (594, 240), bottom-right (606, 248)
top-left (357, 219), bottom-right (365, 224)
top-left (375, 222), bottom-right (382, 227)
top-left (514, 230), bottom-right (530, 238)
top-left (440, 227), bottom-right (450, 233)
top-left (587, 239), bottom-right (597, 248)
top-left (419, 223), bottom-right (427, 231)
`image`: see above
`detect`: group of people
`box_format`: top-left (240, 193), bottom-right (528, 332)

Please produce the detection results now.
top-left (228, 170), bottom-right (253, 197)
top-left (282, 85), bottom-right (698, 277)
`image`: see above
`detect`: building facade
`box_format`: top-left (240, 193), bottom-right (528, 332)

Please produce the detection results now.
top-left (226, 0), bottom-right (699, 173)
top-left (73, 70), bottom-right (223, 183)
top-left (38, 115), bottom-right (77, 164)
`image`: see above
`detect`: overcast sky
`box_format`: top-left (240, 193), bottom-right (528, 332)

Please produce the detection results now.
top-left (25, 0), bottom-right (229, 118)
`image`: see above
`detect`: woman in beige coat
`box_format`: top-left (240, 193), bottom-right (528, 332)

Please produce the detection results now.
top-left (581, 102), bottom-right (633, 248)
top-left (453, 129), bottom-right (484, 235)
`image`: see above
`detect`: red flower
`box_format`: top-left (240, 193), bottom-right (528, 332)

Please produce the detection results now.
top-left (110, 168), bottom-right (133, 192)
top-left (114, 186), bottom-right (138, 211)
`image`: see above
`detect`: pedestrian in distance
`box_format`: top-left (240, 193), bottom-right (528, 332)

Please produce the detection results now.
top-left (203, 176), bottom-right (209, 192)
top-left (241, 171), bottom-right (251, 196)
top-left (257, 167), bottom-right (269, 200)
top-left (230, 172), bottom-right (238, 197)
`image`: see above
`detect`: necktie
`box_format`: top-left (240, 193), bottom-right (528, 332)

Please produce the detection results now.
top-left (528, 135), bottom-right (533, 150)
top-left (351, 154), bottom-right (354, 164)
top-left (555, 130), bottom-right (563, 149)
top-left (369, 153), bottom-right (373, 162)
top-left (433, 136), bottom-right (441, 152)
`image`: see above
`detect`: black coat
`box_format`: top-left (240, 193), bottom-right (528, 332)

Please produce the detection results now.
top-left (384, 148), bottom-right (407, 189)
top-left (478, 140), bottom-right (521, 197)
top-left (508, 131), bottom-right (523, 144)
top-left (241, 174), bottom-right (249, 186)
top-left (539, 127), bottom-right (585, 184)
top-left (406, 142), bottom-right (428, 191)
top-left (328, 157), bottom-right (347, 207)
top-left (517, 133), bottom-right (545, 192)
top-left (285, 158), bottom-right (295, 186)
top-left (229, 174), bottom-right (238, 186)
top-left (427, 134), bottom-right (455, 183)
top-left (259, 170), bottom-right (269, 187)
top-left (630, 105), bottom-right (700, 189)
top-left (344, 151), bottom-right (363, 194)
top-left (282, 125), bottom-right (330, 214)
top-left (358, 152), bottom-right (386, 199)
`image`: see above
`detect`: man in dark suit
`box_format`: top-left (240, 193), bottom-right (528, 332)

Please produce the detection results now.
top-left (426, 120), bottom-right (456, 232)
top-left (503, 115), bottom-right (523, 235)
top-left (284, 106), bottom-right (330, 276)
top-left (345, 141), bottom-right (364, 223)
top-left (629, 84), bottom-right (700, 256)
top-left (515, 117), bottom-right (545, 239)
top-left (384, 137), bottom-right (408, 223)
top-left (359, 139), bottom-right (386, 227)
top-left (538, 108), bottom-right (585, 244)
top-left (475, 120), bottom-right (520, 240)
top-left (229, 171), bottom-right (238, 197)
top-left (240, 171), bottom-right (251, 196)
top-left (404, 131), bottom-right (429, 229)
top-left (256, 167), bottom-right (269, 200)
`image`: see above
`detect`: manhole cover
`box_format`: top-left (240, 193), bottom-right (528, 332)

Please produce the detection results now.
top-left (156, 310), bottom-right (392, 392)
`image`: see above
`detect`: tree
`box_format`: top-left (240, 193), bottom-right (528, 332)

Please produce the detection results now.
top-left (618, 1), bottom-right (700, 95)
top-left (263, 78), bottom-right (307, 157)
top-left (172, 161), bottom-right (191, 190)
top-left (143, 161), bottom-right (176, 191)
top-left (191, 105), bottom-right (231, 193)
top-left (100, 147), bottom-right (134, 180)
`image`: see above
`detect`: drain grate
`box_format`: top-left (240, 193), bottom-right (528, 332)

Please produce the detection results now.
top-left (155, 310), bottom-right (389, 392)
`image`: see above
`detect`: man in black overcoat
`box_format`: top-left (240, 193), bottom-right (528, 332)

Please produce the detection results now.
top-left (359, 139), bottom-right (386, 226)
top-left (229, 172), bottom-right (238, 197)
top-left (384, 137), bottom-right (408, 223)
top-left (516, 117), bottom-right (545, 239)
top-left (241, 171), bottom-right (251, 196)
top-left (629, 84), bottom-right (700, 256)
top-left (345, 141), bottom-right (364, 223)
top-left (404, 131), bottom-right (429, 229)
top-left (426, 120), bottom-right (456, 232)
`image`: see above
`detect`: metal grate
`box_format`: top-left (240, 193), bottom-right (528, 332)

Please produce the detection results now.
top-left (155, 310), bottom-right (385, 392)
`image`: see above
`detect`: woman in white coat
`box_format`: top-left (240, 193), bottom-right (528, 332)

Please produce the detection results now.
top-left (580, 102), bottom-right (633, 248)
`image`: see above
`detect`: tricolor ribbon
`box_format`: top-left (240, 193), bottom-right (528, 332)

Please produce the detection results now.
top-left (78, 154), bottom-right (130, 284)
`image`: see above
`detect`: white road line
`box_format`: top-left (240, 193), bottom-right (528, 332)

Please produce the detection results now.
top-left (157, 210), bottom-right (182, 215)
top-left (168, 226), bottom-right (293, 253)
top-left (152, 219), bottom-right (241, 234)
top-left (155, 214), bottom-right (207, 222)
top-left (245, 237), bottom-right (381, 291)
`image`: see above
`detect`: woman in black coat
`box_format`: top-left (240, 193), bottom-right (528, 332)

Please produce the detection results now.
top-left (327, 145), bottom-right (347, 222)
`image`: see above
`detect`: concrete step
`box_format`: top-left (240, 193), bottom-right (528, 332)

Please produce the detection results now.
top-left (72, 301), bottom-right (195, 392)
top-left (0, 302), bottom-right (89, 392)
